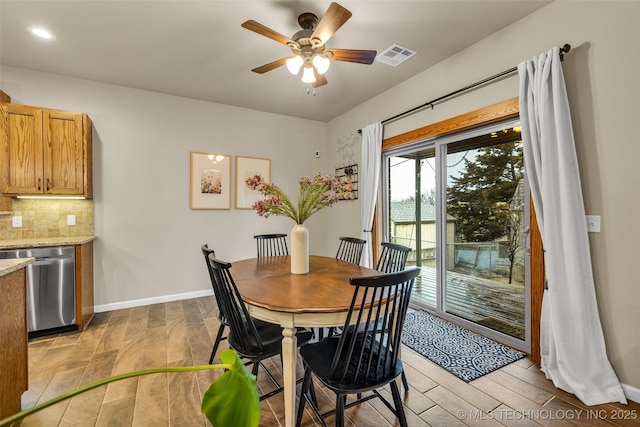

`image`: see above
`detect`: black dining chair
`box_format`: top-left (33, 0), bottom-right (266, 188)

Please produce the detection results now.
top-left (254, 233), bottom-right (289, 257)
top-left (201, 244), bottom-right (228, 364)
top-left (206, 254), bottom-right (313, 400)
top-left (321, 240), bottom-right (411, 342)
top-left (335, 236), bottom-right (366, 265)
top-left (311, 236), bottom-right (367, 340)
top-left (375, 241), bottom-right (413, 391)
top-left (295, 267), bottom-right (420, 427)
top-left (376, 241), bottom-right (412, 273)
top-left (202, 244), bottom-right (294, 365)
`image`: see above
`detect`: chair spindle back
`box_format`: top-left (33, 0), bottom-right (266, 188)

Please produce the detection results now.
top-left (207, 255), bottom-right (264, 355)
top-left (375, 242), bottom-right (412, 273)
top-left (329, 267), bottom-right (420, 386)
top-left (335, 236), bottom-right (366, 265)
top-left (254, 234), bottom-right (289, 257)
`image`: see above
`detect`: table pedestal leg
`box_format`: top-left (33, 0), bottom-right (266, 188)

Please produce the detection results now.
top-left (281, 326), bottom-right (297, 427)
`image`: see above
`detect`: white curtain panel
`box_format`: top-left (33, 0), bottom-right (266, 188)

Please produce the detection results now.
top-left (518, 47), bottom-right (627, 405)
top-left (360, 122), bottom-right (382, 268)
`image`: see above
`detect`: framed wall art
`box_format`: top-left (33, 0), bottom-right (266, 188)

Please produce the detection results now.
top-left (236, 156), bottom-right (271, 209)
top-left (190, 151), bottom-right (231, 209)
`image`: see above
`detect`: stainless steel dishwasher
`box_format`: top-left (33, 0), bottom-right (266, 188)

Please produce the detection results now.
top-left (0, 246), bottom-right (77, 337)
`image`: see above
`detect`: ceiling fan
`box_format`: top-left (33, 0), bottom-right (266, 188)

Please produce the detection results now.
top-left (241, 2), bottom-right (377, 88)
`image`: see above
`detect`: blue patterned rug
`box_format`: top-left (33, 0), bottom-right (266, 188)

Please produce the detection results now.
top-left (401, 310), bottom-right (526, 382)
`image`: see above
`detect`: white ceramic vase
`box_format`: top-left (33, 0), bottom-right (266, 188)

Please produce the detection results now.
top-left (290, 223), bottom-right (309, 274)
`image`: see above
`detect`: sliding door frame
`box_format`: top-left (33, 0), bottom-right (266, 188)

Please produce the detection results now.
top-left (381, 97), bottom-right (543, 362)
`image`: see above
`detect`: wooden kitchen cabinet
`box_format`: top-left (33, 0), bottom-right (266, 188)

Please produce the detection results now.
top-left (0, 266), bottom-right (28, 418)
top-left (0, 103), bottom-right (92, 198)
top-left (76, 240), bottom-right (94, 329)
top-left (0, 92), bottom-right (14, 210)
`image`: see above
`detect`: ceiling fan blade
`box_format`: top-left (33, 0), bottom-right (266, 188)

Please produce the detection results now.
top-left (241, 20), bottom-right (296, 46)
top-left (311, 2), bottom-right (352, 45)
top-left (251, 57), bottom-right (289, 74)
top-left (327, 48), bottom-right (377, 64)
top-left (312, 69), bottom-right (328, 88)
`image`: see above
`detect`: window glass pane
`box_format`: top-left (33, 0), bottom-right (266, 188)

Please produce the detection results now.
top-left (388, 148), bottom-right (436, 307)
top-left (444, 125), bottom-right (526, 339)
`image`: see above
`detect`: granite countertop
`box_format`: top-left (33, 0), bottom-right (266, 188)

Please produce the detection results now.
top-left (0, 236), bottom-right (96, 250)
top-left (0, 258), bottom-right (35, 277)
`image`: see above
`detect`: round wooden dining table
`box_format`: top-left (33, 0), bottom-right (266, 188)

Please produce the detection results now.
top-left (231, 255), bottom-right (379, 427)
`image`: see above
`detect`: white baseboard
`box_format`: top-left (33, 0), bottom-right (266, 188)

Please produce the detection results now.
top-left (622, 383), bottom-right (640, 404)
top-left (94, 289), bottom-right (214, 313)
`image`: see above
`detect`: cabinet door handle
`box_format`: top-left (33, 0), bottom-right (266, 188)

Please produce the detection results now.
top-left (46, 178), bottom-right (51, 191)
top-left (37, 178), bottom-right (41, 191)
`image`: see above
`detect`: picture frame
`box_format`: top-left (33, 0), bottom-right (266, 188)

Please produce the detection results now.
top-left (236, 156), bottom-right (271, 209)
top-left (190, 151), bottom-right (231, 210)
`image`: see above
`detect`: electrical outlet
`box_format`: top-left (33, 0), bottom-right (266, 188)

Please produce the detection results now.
top-left (586, 215), bottom-right (600, 233)
top-left (67, 215), bottom-right (76, 226)
top-left (12, 216), bottom-right (22, 228)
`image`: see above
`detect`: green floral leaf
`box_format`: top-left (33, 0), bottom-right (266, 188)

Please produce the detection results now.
top-left (251, 172), bottom-right (339, 224)
top-left (201, 349), bottom-right (261, 427)
top-left (0, 351), bottom-right (253, 427)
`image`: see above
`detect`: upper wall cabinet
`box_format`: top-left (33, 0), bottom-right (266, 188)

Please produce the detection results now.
top-left (0, 103), bottom-right (93, 198)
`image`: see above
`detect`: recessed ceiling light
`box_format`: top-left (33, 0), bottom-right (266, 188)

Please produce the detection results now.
top-left (27, 26), bottom-right (57, 40)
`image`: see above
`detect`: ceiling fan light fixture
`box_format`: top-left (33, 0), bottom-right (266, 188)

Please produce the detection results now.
top-left (243, 2), bottom-right (376, 88)
top-left (286, 55), bottom-right (304, 75)
top-left (312, 54), bottom-right (330, 74)
top-left (301, 66), bottom-right (316, 83)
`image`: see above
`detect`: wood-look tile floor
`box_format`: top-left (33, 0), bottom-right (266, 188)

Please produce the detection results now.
top-left (12, 296), bottom-right (638, 426)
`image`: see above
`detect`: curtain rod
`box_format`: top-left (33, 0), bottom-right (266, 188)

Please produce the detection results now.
top-left (358, 43), bottom-right (571, 134)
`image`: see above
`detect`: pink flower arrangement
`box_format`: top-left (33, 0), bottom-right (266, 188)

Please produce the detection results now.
top-left (249, 172), bottom-right (340, 224)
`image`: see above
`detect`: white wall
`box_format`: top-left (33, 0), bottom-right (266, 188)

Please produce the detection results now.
top-left (0, 67), bottom-right (330, 307)
top-left (325, 1), bottom-right (640, 393)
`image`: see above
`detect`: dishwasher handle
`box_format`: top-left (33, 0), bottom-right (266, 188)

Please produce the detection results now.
top-left (0, 246), bottom-right (75, 260)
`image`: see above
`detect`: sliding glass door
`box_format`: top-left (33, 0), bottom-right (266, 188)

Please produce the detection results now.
top-left (384, 119), bottom-right (529, 351)
top-left (387, 147), bottom-right (437, 307)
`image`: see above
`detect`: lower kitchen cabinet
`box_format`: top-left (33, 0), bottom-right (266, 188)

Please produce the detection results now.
top-left (76, 241), bottom-right (94, 329)
top-left (0, 265), bottom-right (29, 418)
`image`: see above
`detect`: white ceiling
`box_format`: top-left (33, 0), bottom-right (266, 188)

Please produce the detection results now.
top-left (0, 1), bottom-right (551, 122)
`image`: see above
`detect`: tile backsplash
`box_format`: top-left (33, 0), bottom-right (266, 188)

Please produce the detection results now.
top-left (0, 199), bottom-right (94, 240)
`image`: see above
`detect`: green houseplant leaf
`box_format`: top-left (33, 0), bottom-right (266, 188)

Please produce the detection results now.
top-left (202, 348), bottom-right (261, 427)
top-left (0, 349), bottom-right (259, 427)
